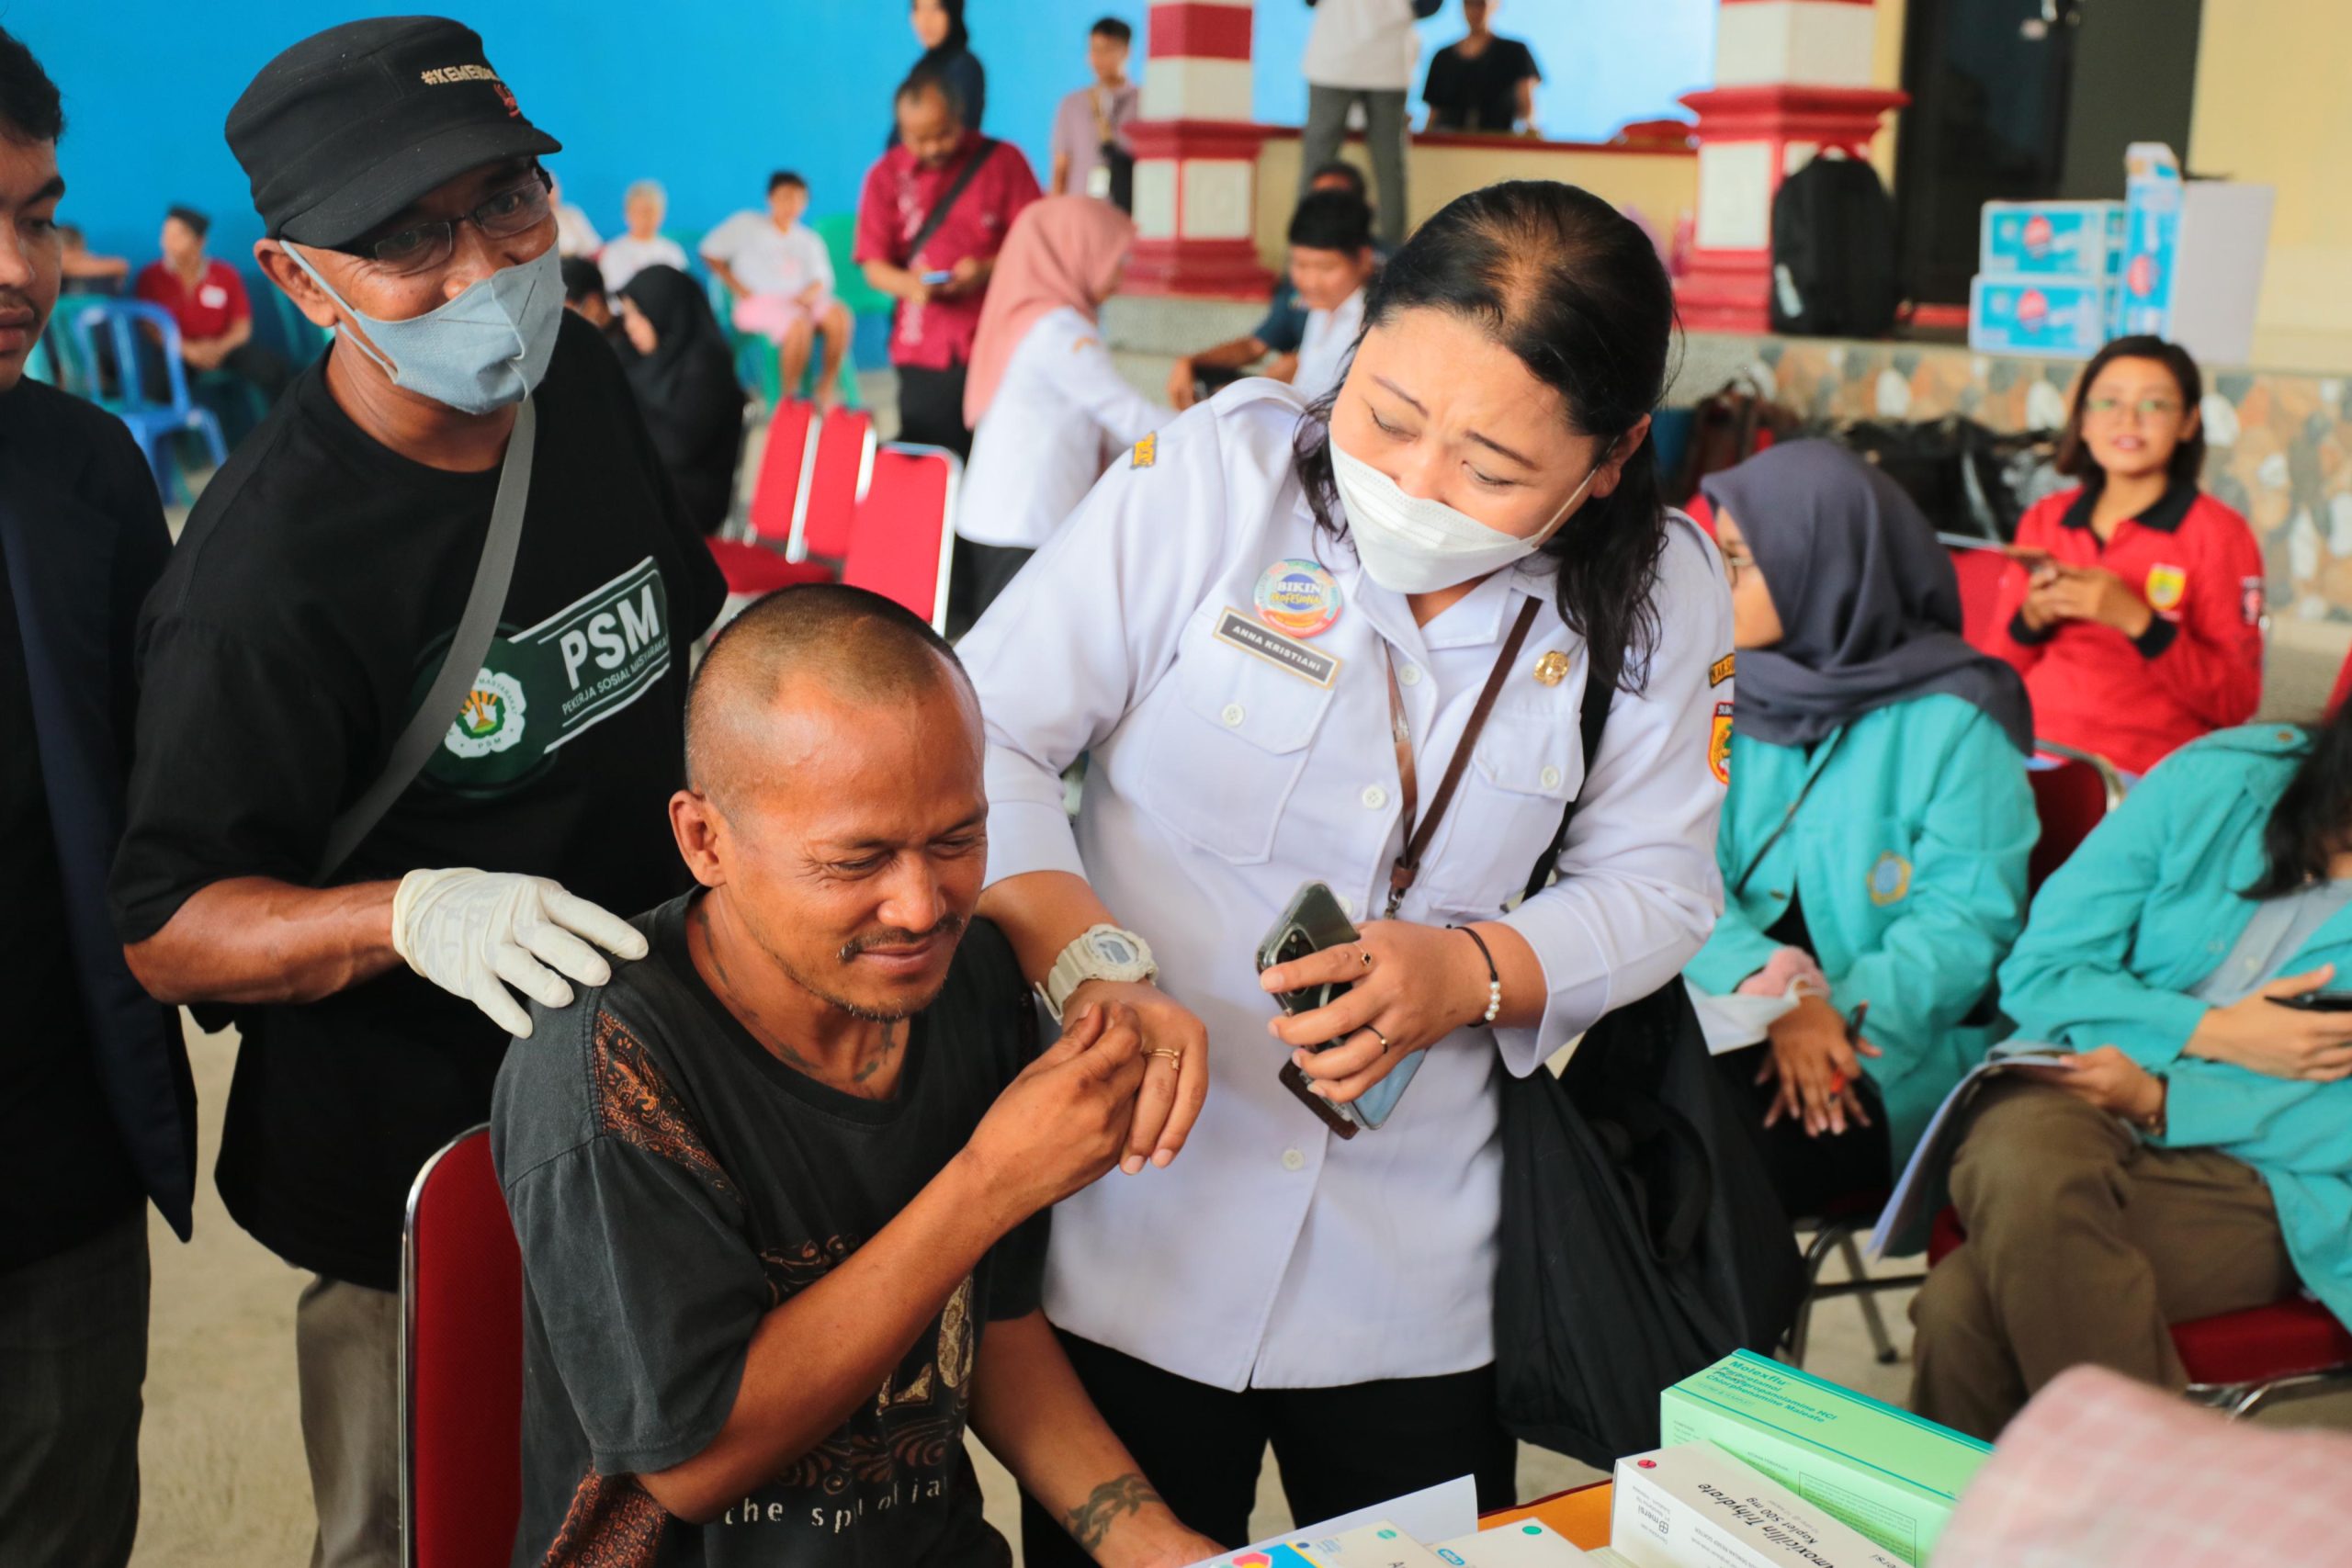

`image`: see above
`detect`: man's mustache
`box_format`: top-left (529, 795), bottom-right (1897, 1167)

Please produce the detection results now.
top-left (838, 911), bottom-right (967, 963)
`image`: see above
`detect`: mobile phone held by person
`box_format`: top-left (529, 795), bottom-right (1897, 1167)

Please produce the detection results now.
top-left (1255, 882), bottom-right (1429, 1134)
top-left (920, 268), bottom-right (954, 287)
top-left (2271, 991), bottom-right (2352, 1012)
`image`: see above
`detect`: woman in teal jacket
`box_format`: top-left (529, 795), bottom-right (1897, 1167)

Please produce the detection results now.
top-left (1687, 443), bottom-right (2037, 1217)
top-left (1912, 717), bottom-right (2352, 1438)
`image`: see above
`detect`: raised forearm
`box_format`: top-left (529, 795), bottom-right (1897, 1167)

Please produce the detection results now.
top-left (639, 1152), bottom-right (1014, 1523)
top-left (862, 258), bottom-right (926, 302)
top-left (123, 874), bottom-right (401, 1006)
top-left (1187, 335), bottom-right (1270, 374)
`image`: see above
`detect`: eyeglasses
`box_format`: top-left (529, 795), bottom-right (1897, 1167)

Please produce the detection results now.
top-left (1721, 547), bottom-right (1758, 588)
top-left (2084, 394), bottom-right (2183, 422)
top-left (344, 168), bottom-right (553, 277)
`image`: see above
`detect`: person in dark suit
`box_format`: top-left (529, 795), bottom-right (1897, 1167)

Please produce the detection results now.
top-left (0, 27), bottom-right (195, 1568)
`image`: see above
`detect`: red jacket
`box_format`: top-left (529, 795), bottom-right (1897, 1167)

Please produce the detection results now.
top-left (1994, 482), bottom-right (2264, 776)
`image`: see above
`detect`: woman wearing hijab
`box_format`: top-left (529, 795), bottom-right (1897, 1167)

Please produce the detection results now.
top-left (899, 0), bottom-right (985, 140)
top-left (1687, 441), bottom-right (2039, 1215)
top-left (616, 264), bottom-right (748, 537)
top-left (954, 195), bottom-right (1168, 626)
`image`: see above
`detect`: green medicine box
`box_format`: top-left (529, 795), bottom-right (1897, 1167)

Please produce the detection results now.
top-left (1658, 1351), bottom-right (1993, 1565)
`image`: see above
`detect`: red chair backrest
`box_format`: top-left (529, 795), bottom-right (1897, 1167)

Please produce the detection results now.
top-left (403, 1126), bottom-right (523, 1568)
top-left (842, 443), bottom-right (959, 631)
top-left (801, 408), bottom-right (875, 562)
top-left (1950, 545), bottom-right (2009, 656)
top-left (2027, 756), bottom-right (2109, 892)
top-left (745, 399), bottom-right (819, 550)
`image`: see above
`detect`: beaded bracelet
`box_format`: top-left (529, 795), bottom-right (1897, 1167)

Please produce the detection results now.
top-left (1454, 925), bottom-right (1503, 1025)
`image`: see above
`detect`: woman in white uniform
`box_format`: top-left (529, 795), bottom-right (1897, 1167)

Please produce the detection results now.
top-left (956, 195), bottom-right (1169, 625)
top-left (958, 181), bottom-right (1734, 1553)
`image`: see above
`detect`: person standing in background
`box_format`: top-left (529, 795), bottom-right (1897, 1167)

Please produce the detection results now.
top-left (0, 30), bottom-right (196, 1568)
top-left (899, 0), bottom-right (986, 141)
top-left (1049, 17), bottom-right (1140, 208)
top-left (1300, 0), bottom-right (1438, 250)
top-left (1422, 0), bottom-right (1542, 134)
top-left (856, 68), bottom-right (1040, 461)
top-left (594, 178), bottom-right (687, 293)
top-left (134, 203), bottom-right (293, 402)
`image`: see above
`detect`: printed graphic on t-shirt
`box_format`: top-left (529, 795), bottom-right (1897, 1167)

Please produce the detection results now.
top-left (416, 556), bottom-right (672, 795)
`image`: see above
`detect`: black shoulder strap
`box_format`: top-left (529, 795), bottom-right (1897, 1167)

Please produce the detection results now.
top-left (1521, 638), bottom-right (1620, 905)
top-left (906, 138), bottom-right (1000, 265)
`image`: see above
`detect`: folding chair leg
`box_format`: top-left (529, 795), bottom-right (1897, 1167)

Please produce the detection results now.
top-left (1783, 1224), bottom-right (1847, 1367)
top-left (1837, 1232), bottom-right (1902, 1365)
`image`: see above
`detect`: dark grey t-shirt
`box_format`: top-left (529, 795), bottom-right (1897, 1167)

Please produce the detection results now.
top-left (492, 896), bottom-right (1046, 1568)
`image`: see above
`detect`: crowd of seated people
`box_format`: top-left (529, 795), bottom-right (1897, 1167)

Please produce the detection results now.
top-left (13, 7), bottom-right (2352, 1568)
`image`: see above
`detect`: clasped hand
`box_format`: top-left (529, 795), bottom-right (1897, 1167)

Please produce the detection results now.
top-left (2020, 564), bottom-right (2154, 638)
top-left (1758, 994), bottom-right (1880, 1137)
top-left (1258, 919), bottom-right (1487, 1106)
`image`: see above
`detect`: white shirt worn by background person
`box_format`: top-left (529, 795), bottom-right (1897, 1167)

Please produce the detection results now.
top-left (956, 379), bottom-right (1734, 1390)
top-left (1294, 286), bottom-right (1368, 408)
top-left (959, 306), bottom-right (1170, 550)
top-left (699, 212), bottom-right (835, 300)
top-left (1303, 0), bottom-right (1422, 90)
top-left (596, 232), bottom-right (689, 293)
top-left (556, 201), bottom-right (601, 258)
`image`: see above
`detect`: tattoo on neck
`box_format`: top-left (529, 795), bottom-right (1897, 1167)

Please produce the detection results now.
top-left (694, 902), bottom-right (906, 1098)
top-left (1066, 1472), bottom-right (1161, 1552)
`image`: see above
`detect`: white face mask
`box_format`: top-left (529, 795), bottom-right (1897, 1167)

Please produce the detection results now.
top-left (1330, 437), bottom-right (1601, 594)
top-left (286, 243), bottom-right (561, 415)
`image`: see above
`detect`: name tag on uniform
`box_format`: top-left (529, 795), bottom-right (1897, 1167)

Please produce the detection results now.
top-left (1212, 607), bottom-right (1340, 688)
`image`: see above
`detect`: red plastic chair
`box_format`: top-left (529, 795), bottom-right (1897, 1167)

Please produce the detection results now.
top-left (402, 1126), bottom-right (523, 1568)
top-left (842, 442), bottom-right (960, 632)
top-left (744, 398), bottom-right (820, 552)
top-left (799, 407), bottom-right (876, 563)
top-left (1949, 544), bottom-right (2010, 656)
top-left (2326, 643), bottom-right (2352, 720)
top-left (2026, 746), bottom-right (2122, 892)
top-left (1928, 1207), bottom-right (2352, 1419)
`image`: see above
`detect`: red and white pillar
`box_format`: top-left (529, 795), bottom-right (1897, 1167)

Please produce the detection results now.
top-left (1124, 0), bottom-right (1274, 297)
top-left (1678, 0), bottom-right (1906, 333)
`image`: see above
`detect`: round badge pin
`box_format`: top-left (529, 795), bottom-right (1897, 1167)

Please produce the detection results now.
top-left (1254, 558), bottom-right (1342, 637)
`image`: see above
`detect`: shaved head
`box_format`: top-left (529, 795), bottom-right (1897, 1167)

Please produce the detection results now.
top-left (686, 584), bottom-right (971, 816)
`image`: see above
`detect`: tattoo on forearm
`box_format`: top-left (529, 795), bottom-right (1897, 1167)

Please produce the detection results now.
top-left (1066, 1472), bottom-right (1162, 1551)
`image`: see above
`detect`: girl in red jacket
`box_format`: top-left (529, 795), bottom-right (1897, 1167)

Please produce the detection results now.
top-left (1995, 335), bottom-right (2265, 778)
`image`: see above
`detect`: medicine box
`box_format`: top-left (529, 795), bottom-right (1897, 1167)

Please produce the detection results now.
top-left (1980, 200), bottom-right (2124, 280)
top-left (1433, 1520), bottom-right (1593, 1565)
top-left (1658, 1351), bottom-right (1991, 1564)
top-left (1610, 1443), bottom-right (1911, 1568)
top-left (1968, 275), bottom-right (2112, 359)
top-left (2111, 140), bottom-right (2273, 366)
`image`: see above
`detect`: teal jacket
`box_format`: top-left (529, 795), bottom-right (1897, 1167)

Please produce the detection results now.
top-left (1999, 724), bottom-right (2352, 1334)
top-left (1689, 694), bottom-right (2036, 1169)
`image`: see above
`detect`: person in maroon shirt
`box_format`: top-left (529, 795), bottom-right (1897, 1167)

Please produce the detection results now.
top-left (1993, 335), bottom-right (2264, 778)
top-left (132, 203), bottom-right (290, 402)
top-left (854, 66), bottom-right (1039, 466)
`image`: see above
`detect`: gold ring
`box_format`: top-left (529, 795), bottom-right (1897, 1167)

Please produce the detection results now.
top-left (1367, 1025), bottom-right (1390, 1050)
top-left (1357, 948), bottom-right (1375, 970)
top-left (1145, 1048), bottom-right (1182, 1066)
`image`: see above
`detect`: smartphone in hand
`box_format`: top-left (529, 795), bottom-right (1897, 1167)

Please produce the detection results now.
top-left (1255, 882), bottom-right (1428, 1134)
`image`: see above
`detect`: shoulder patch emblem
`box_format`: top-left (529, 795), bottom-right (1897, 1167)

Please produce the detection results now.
top-left (1710, 653), bottom-right (1736, 687)
top-left (1130, 432), bottom-right (1158, 469)
top-left (2242, 575), bottom-right (2267, 627)
top-left (1708, 701), bottom-right (1734, 785)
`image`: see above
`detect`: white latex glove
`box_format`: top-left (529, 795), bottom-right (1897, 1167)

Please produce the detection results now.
top-left (1737, 944), bottom-right (1829, 1001)
top-left (390, 868), bottom-right (650, 1037)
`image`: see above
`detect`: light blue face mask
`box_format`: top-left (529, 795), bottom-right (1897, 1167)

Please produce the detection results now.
top-left (286, 243), bottom-right (561, 415)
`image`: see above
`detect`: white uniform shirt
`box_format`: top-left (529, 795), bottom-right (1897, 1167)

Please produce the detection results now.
top-left (1303, 0), bottom-right (1422, 90)
top-left (959, 307), bottom-right (1171, 550)
top-left (597, 233), bottom-right (689, 293)
top-left (1294, 287), bottom-right (1367, 407)
top-left (957, 381), bottom-right (1734, 1390)
top-left (699, 212), bottom-right (834, 301)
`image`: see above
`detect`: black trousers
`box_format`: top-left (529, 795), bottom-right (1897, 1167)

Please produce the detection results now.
top-left (893, 360), bottom-right (972, 459)
top-left (1018, 1331), bottom-right (1516, 1566)
top-left (1711, 1043), bottom-right (1892, 1220)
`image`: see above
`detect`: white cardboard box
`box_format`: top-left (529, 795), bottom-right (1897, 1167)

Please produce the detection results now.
top-left (1611, 1444), bottom-right (1912, 1568)
top-left (1433, 1520), bottom-right (1593, 1565)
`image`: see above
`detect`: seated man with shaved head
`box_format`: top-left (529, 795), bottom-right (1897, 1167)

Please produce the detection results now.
top-left (492, 585), bottom-right (1216, 1568)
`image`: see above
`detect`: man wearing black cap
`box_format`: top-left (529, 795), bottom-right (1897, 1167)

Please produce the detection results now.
top-left (107, 19), bottom-right (724, 1565)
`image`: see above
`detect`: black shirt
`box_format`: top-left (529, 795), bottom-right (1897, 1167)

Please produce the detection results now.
top-left (0, 502), bottom-right (143, 1269)
top-left (1423, 36), bottom-right (1541, 132)
top-left (492, 899), bottom-right (1046, 1568)
top-left (109, 311), bottom-right (727, 1290)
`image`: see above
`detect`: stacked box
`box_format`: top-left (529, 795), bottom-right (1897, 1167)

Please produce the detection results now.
top-left (1610, 1443), bottom-right (1910, 1568)
top-left (2111, 141), bottom-right (2274, 365)
top-left (1980, 199), bottom-right (2124, 280)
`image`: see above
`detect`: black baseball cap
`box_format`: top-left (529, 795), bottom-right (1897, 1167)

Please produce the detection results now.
top-left (226, 17), bottom-right (561, 249)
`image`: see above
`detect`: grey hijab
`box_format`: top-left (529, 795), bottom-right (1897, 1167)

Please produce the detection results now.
top-left (1702, 441), bottom-right (2034, 754)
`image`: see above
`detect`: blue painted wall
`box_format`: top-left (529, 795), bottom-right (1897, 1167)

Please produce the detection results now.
top-left (18, 0), bottom-right (1711, 271)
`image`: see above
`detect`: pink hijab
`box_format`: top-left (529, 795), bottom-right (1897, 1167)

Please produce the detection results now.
top-left (962, 195), bottom-right (1136, 427)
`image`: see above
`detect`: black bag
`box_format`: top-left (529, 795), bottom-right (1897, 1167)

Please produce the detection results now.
top-left (1806, 416), bottom-right (2056, 544)
top-left (1666, 375), bottom-right (1802, 506)
top-left (1768, 152), bottom-right (1899, 338)
top-left (1493, 649), bottom-right (1808, 1468)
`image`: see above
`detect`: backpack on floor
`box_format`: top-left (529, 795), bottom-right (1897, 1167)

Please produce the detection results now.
top-left (1770, 152), bottom-right (1900, 339)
